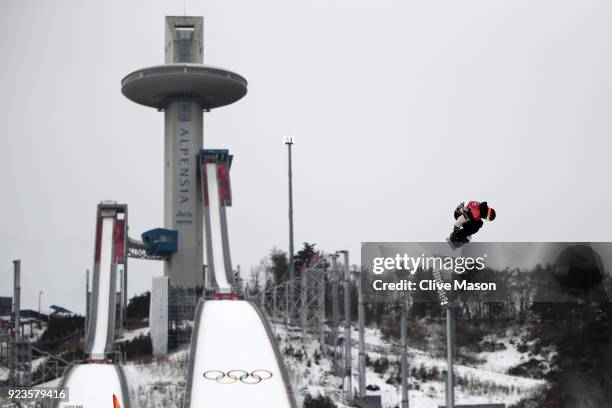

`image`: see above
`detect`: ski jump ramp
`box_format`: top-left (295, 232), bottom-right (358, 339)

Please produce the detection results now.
top-left (54, 363), bottom-right (130, 408)
top-left (54, 203), bottom-right (130, 408)
top-left (201, 150), bottom-right (234, 290)
top-left (186, 150), bottom-right (296, 407)
top-left (84, 203), bottom-right (127, 359)
top-left (85, 216), bottom-right (116, 359)
top-left (184, 300), bottom-right (297, 408)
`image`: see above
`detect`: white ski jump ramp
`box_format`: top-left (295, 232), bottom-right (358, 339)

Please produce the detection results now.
top-left (206, 162), bottom-right (230, 289)
top-left (84, 203), bottom-right (127, 360)
top-left (189, 151), bottom-right (296, 407)
top-left (89, 216), bottom-right (115, 359)
top-left (54, 364), bottom-right (130, 408)
top-left (54, 204), bottom-right (130, 408)
top-left (185, 300), bottom-right (296, 408)
top-left (201, 151), bottom-right (235, 292)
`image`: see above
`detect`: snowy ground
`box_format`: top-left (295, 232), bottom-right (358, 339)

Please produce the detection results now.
top-left (117, 326), bottom-right (150, 342)
top-left (274, 323), bottom-right (547, 408)
top-left (20, 319), bottom-right (46, 341)
top-left (123, 350), bottom-right (189, 408)
top-left (475, 326), bottom-right (556, 376)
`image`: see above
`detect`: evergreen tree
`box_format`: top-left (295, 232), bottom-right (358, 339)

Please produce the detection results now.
top-left (270, 247), bottom-right (289, 285)
top-left (295, 242), bottom-right (317, 271)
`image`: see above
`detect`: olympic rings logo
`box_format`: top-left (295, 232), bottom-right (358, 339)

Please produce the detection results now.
top-left (202, 370), bottom-right (273, 384)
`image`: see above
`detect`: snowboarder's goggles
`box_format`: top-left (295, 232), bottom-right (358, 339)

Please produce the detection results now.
top-left (486, 207), bottom-right (493, 220)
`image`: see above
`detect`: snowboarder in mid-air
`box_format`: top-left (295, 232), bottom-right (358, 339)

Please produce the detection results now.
top-left (449, 201), bottom-right (496, 247)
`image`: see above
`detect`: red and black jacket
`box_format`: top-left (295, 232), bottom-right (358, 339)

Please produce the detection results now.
top-left (459, 201), bottom-right (489, 221)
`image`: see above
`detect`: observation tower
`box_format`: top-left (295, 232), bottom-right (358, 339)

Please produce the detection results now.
top-left (121, 16), bottom-right (247, 288)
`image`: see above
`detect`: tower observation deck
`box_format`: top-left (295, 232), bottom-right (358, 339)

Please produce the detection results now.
top-left (121, 17), bottom-right (247, 288)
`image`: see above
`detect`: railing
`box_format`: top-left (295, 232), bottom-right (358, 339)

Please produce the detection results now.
top-left (250, 259), bottom-right (326, 347)
top-left (121, 64), bottom-right (248, 87)
top-left (30, 346), bottom-right (71, 385)
top-left (249, 300), bottom-right (298, 408)
top-left (183, 298), bottom-right (205, 408)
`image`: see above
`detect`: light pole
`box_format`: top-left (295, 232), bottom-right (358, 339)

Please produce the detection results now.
top-left (330, 253), bottom-right (340, 374)
top-left (13, 260), bottom-right (21, 341)
top-left (445, 302), bottom-right (456, 408)
top-left (358, 267), bottom-right (365, 400)
top-left (400, 295), bottom-right (409, 408)
top-left (38, 291), bottom-right (43, 316)
top-left (433, 267), bottom-right (454, 408)
top-left (338, 250), bottom-right (352, 402)
top-left (38, 291), bottom-right (44, 329)
top-left (283, 136), bottom-right (295, 321)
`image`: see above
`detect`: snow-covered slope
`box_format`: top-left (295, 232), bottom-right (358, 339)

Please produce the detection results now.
top-left (123, 351), bottom-right (188, 408)
top-left (277, 324), bottom-right (546, 408)
top-left (186, 300), bottom-right (293, 408)
top-left (58, 364), bottom-right (128, 408)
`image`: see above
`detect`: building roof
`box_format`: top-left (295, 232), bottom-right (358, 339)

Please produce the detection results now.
top-left (50, 305), bottom-right (73, 315)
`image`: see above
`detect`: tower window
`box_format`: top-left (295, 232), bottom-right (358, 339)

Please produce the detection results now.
top-left (176, 26), bottom-right (195, 62)
top-left (179, 102), bottom-right (191, 121)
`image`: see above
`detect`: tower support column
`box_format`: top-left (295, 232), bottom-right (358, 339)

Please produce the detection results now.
top-left (163, 101), bottom-right (204, 288)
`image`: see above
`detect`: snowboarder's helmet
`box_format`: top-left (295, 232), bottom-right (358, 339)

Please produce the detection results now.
top-left (487, 207), bottom-right (496, 221)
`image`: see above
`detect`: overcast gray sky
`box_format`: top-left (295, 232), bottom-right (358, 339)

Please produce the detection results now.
top-left (2, 0), bottom-right (612, 314)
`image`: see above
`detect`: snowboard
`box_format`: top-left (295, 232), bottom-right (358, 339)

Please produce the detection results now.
top-left (447, 233), bottom-right (470, 250)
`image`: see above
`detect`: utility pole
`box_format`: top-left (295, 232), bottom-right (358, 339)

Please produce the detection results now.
top-left (339, 250), bottom-right (352, 401)
top-left (85, 269), bottom-right (90, 335)
top-left (433, 266), bottom-right (454, 408)
top-left (13, 260), bottom-right (21, 341)
top-left (330, 253), bottom-right (340, 375)
top-left (400, 296), bottom-right (409, 408)
top-left (9, 260), bottom-right (22, 387)
top-left (283, 136), bottom-right (295, 322)
top-left (38, 291), bottom-right (43, 329)
top-left (445, 303), bottom-right (456, 408)
top-left (319, 265), bottom-right (326, 353)
top-left (358, 266), bottom-right (366, 399)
